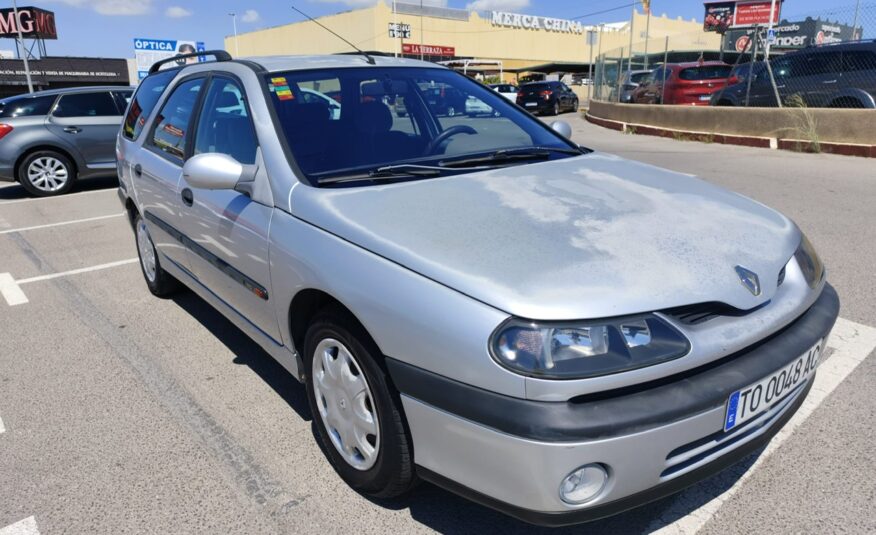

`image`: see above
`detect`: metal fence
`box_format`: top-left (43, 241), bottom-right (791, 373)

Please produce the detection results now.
top-left (593, 3), bottom-right (875, 109)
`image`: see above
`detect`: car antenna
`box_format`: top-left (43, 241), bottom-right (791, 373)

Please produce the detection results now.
top-left (290, 5), bottom-right (376, 65)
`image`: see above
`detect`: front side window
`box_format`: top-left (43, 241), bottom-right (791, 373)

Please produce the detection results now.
top-left (123, 69), bottom-right (177, 140)
top-left (52, 92), bottom-right (120, 118)
top-left (0, 94), bottom-right (56, 118)
top-left (266, 67), bottom-right (579, 185)
top-left (149, 78), bottom-right (204, 163)
top-left (194, 77), bottom-right (258, 165)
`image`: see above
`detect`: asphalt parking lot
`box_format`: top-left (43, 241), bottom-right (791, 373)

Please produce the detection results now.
top-left (1, 114), bottom-right (875, 534)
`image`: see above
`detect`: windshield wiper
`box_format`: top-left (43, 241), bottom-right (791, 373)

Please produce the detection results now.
top-left (439, 146), bottom-right (585, 169)
top-left (317, 164), bottom-right (489, 186)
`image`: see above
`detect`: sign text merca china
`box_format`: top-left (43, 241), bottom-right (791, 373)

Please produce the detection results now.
top-left (490, 11), bottom-right (584, 34)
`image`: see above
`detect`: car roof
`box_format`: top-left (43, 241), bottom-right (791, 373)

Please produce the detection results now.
top-left (669, 61), bottom-right (730, 68)
top-left (0, 85), bottom-right (134, 104)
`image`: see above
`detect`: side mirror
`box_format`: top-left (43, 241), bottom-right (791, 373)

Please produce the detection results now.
top-left (182, 153), bottom-right (256, 194)
top-left (550, 120), bottom-right (572, 139)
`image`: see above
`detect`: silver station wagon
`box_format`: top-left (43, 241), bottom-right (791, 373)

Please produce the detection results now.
top-left (116, 51), bottom-right (839, 526)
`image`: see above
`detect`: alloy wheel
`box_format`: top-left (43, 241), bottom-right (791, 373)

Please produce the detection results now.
top-left (26, 156), bottom-right (69, 193)
top-left (312, 338), bottom-right (380, 471)
top-left (136, 219), bottom-right (157, 283)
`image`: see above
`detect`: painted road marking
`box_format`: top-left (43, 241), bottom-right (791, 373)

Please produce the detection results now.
top-left (0, 188), bottom-right (114, 206)
top-left (650, 317), bottom-right (876, 534)
top-left (0, 273), bottom-right (29, 306)
top-left (0, 258), bottom-right (138, 306)
top-left (0, 415), bottom-right (5, 434)
top-left (0, 213), bottom-right (124, 235)
top-left (0, 517), bottom-right (39, 535)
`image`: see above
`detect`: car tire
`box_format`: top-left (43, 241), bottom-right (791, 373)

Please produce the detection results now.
top-left (134, 213), bottom-right (180, 298)
top-left (304, 305), bottom-right (416, 499)
top-left (446, 106), bottom-right (456, 117)
top-left (552, 102), bottom-right (560, 116)
top-left (571, 98), bottom-right (579, 112)
top-left (17, 150), bottom-right (76, 197)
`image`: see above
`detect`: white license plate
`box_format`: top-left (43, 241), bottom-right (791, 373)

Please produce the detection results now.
top-left (525, 102), bottom-right (537, 107)
top-left (723, 339), bottom-right (823, 431)
top-left (699, 95), bottom-right (712, 101)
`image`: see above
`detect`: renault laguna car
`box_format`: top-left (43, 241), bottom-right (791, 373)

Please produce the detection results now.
top-left (116, 51), bottom-right (838, 526)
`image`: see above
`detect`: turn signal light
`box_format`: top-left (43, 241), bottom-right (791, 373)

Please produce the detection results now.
top-left (0, 124), bottom-right (12, 141)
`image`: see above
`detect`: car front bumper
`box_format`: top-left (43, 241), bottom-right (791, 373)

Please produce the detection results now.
top-left (388, 283), bottom-right (839, 526)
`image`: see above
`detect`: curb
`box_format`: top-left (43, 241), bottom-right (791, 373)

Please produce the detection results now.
top-left (584, 113), bottom-right (876, 158)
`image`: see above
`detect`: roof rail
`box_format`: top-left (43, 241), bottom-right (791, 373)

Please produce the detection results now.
top-left (148, 49), bottom-right (232, 74)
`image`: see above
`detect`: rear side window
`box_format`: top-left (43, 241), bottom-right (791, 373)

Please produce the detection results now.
top-left (842, 50), bottom-right (876, 72)
top-left (0, 94), bottom-right (56, 118)
top-left (52, 92), bottom-right (120, 118)
top-left (678, 65), bottom-right (733, 80)
top-left (123, 70), bottom-right (176, 140)
top-left (799, 52), bottom-right (842, 76)
top-left (149, 78), bottom-right (204, 163)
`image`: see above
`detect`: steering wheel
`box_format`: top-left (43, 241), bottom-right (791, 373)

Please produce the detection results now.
top-left (423, 125), bottom-right (478, 156)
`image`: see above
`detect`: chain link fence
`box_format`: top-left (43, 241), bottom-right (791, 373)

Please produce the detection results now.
top-left (593, 3), bottom-right (875, 109)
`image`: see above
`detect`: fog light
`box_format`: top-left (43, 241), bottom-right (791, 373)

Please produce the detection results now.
top-left (559, 464), bottom-right (608, 505)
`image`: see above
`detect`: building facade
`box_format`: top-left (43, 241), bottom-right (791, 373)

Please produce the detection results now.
top-left (225, 1), bottom-right (719, 78)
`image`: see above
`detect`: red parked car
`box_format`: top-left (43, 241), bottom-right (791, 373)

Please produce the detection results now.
top-left (632, 61), bottom-right (734, 105)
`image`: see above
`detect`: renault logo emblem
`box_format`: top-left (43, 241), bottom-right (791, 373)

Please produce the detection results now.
top-left (735, 266), bottom-right (761, 296)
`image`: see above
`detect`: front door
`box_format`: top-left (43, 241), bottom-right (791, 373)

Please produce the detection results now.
top-left (177, 75), bottom-right (281, 342)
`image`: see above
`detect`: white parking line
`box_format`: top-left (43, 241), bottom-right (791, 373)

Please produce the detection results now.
top-left (0, 258), bottom-right (139, 306)
top-left (651, 317), bottom-right (876, 534)
top-left (0, 415), bottom-right (5, 434)
top-left (0, 517), bottom-right (39, 535)
top-left (0, 213), bottom-right (124, 235)
top-left (0, 188), bottom-right (114, 206)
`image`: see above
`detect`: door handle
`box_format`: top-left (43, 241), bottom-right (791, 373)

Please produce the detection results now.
top-left (181, 188), bottom-right (194, 207)
top-left (133, 164), bottom-right (142, 177)
top-left (63, 126), bottom-right (82, 134)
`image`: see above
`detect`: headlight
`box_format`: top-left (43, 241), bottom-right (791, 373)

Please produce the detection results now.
top-left (795, 234), bottom-right (824, 289)
top-left (489, 314), bottom-right (690, 379)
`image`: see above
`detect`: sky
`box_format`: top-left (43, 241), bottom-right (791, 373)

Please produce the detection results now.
top-left (0, 0), bottom-right (861, 59)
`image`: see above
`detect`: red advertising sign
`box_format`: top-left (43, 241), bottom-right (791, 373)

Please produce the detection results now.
top-left (0, 6), bottom-right (57, 39)
top-left (734, 1), bottom-right (780, 26)
top-left (402, 43), bottom-right (455, 57)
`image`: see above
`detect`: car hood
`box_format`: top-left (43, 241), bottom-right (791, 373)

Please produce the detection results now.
top-left (290, 153), bottom-right (799, 320)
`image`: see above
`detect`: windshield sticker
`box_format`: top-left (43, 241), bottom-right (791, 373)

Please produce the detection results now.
top-left (271, 77), bottom-right (288, 85)
top-left (275, 87), bottom-right (294, 100)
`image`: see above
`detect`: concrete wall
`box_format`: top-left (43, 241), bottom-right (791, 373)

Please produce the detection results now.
top-left (588, 100), bottom-right (876, 145)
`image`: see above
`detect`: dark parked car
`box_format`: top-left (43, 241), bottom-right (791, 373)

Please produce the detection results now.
top-left (633, 62), bottom-right (732, 106)
top-left (516, 81), bottom-right (579, 115)
top-left (711, 41), bottom-right (876, 108)
top-left (0, 86), bottom-right (133, 196)
top-left (613, 69), bottom-right (654, 103)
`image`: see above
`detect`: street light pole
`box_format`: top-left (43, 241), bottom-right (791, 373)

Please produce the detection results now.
top-left (626, 3), bottom-right (636, 74)
top-left (229, 12), bottom-right (239, 57)
top-left (11, 0), bottom-right (34, 94)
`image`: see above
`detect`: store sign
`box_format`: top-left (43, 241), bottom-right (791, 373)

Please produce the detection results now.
top-left (725, 19), bottom-right (859, 51)
top-left (388, 22), bottom-right (411, 39)
top-left (0, 57), bottom-right (128, 83)
top-left (0, 6), bottom-right (57, 40)
top-left (402, 43), bottom-right (455, 56)
top-left (133, 38), bottom-right (205, 80)
top-left (703, 1), bottom-right (781, 32)
top-left (490, 11), bottom-right (584, 34)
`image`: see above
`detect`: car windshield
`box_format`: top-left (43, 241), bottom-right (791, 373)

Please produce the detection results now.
top-left (678, 65), bottom-right (733, 80)
top-left (266, 67), bottom-right (580, 185)
top-left (630, 72), bottom-right (651, 84)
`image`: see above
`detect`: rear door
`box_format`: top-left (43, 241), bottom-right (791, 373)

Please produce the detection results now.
top-left (840, 49), bottom-right (876, 105)
top-left (135, 76), bottom-right (206, 273)
top-left (46, 91), bottom-right (123, 168)
top-left (795, 51), bottom-right (843, 106)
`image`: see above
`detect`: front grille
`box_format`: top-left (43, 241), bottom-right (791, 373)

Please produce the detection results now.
top-left (663, 302), bottom-right (747, 325)
top-left (660, 381), bottom-right (807, 479)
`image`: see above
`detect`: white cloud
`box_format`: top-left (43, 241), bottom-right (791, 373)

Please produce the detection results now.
top-left (165, 6), bottom-right (192, 18)
top-left (241, 9), bottom-right (260, 23)
top-left (49, 0), bottom-right (152, 15)
top-left (466, 0), bottom-right (529, 11)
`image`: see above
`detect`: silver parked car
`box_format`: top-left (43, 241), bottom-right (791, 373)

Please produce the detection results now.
top-left (117, 51), bottom-right (838, 526)
top-left (0, 86), bottom-right (133, 196)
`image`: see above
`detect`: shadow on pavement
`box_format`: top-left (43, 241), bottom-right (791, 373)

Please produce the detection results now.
top-left (0, 175), bottom-right (119, 201)
top-left (169, 290), bottom-right (312, 422)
